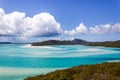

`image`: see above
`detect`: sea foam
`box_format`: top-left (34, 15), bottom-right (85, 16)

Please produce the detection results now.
top-left (14, 45), bottom-right (119, 57)
top-left (21, 44), bottom-right (61, 50)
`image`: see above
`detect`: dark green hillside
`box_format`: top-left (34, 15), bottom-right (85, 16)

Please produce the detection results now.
top-left (25, 62), bottom-right (120, 80)
top-left (32, 39), bottom-right (120, 48)
top-left (31, 39), bottom-right (88, 46)
top-left (89, 40), bottom-right (120, 48)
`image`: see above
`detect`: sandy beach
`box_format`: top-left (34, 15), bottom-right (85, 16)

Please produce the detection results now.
top-left (0, 67), bottom-right (64, 80)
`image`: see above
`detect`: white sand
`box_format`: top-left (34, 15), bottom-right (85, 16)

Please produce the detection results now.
top-left (107, 60), bottom-right (120, 62)
top-left (0, 67), bottom-right (64, 80)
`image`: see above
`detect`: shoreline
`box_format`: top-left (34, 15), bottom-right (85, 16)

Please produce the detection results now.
top-left (0, 67), bottom-right (65, 80)
top-left (0, 60), bottom-right (120, 80)
top-left (25, 61), bottom-right (120, 80)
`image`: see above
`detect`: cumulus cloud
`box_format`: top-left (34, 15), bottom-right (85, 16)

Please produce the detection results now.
top-left (111, 23), bottom-right (120, 33)
top-left (89, 24), bottom-right (111, 34)
top-left (89, 23), bottom-right (120, 34)
top-left (64, 22), bottom-right (120, 35)
top-left (0, 8), bottom-right (62, 37)
top-left (0, 8), bottom-right (120, 42)
top-left (64, 23), bottom-right (88, 35)
top-left (64, 23), bottom-right (120, 35)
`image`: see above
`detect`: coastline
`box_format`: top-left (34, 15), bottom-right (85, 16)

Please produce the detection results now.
top-left (0, 58), bottom-right (120, 80)
top-left (0, 67), bottom-right (64, 80)
top-left (0, 44), bottom-right (119, 80)
top-left (25, 61), bottom-right (120, 80)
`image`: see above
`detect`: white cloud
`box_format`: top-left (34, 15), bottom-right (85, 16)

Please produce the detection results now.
top-left (89, 23), bottom-right (120, 34)
top-left (89, 24), bottom-right (111, 34)
top-left (64, 23), bottom-right (120, 35)
top-left (23, 13), bottom-right (62, 37)
top-left (0, 8), bottom-right (62, 37)
top-left (0, 8), bottom-right (120, 42)
top-left (64, 23), bottom-right (88, 35)
top-left (111, 23), bottom-right (120, 33)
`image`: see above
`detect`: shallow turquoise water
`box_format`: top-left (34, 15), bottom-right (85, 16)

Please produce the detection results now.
top-left (0, 44), bottom-right (120, 80)
top-left (0, 44), bottom-right (120, 68)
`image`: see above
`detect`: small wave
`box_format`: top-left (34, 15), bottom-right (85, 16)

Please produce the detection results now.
top-left (15, 46), bottom-right (119, 57)
top-left (107, 60), bottom-right (120, 62)
top-left (21, 44), bottom-right (61, 50)
top-left (21, 44), bottom-right (32, 48)
top-left (73, 48), bottom-right (119, 57)
top-left (78, 48), bottom-right (101, 52)
top-left (76, 48), bottom-right (114, 53)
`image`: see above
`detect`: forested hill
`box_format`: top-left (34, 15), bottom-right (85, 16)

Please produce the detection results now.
top-left (89, 40), bottom-right (120, 48)
top-left (32, 39), bottom-right (120, 48)
top-left (31, 39), bottom-right (89, 46)
top-left (25, 62), bottom-right (120, 80)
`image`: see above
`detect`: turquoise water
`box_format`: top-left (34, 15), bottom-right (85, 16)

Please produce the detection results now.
top-left (0, 44), bottom-right (120, 68)
top-left (0, 44), bottom-right (120, 80)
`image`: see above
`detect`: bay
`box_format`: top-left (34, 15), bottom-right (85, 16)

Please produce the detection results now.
top-left (0, 44), bottom-right (120, 80)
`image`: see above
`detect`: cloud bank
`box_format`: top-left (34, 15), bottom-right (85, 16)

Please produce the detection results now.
top-left (64, 23), bottom-right (120, 35)
top-left (89, 23), bottom-right (120, 34)
top-left (0, 8), bottom-right (120, 42)
top-left (0, 8), bottom-right (62, 37)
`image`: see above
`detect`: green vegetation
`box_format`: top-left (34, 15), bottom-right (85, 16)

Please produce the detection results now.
top-left (31, 39), bottom-right (120, 48)
top-left (25, 62), bottom-right (120, 80)
top-left (29, 39), bottom-right (120, 80)
top-left (31, 39), bottom-right (88, 46)
top-left (88, 40), bottom-right (120, 48)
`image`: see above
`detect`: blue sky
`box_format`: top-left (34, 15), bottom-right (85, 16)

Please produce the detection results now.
top-left (0, 0), bottom-right (120, 42)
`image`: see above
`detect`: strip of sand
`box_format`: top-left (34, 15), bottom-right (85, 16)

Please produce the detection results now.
top-left (0, 67), bottom-right (64, 80)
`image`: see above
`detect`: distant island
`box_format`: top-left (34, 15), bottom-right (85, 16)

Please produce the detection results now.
top-left (25, 61), bottom-right (120, 80)
top-left (32, 39), bottom-right (89, 46)
top-left (0, 39), bottom-right (119, 48)
top-left (32, 39), bottom-right (120, 48)
top-left (0, 42), bottom-right (12, 44)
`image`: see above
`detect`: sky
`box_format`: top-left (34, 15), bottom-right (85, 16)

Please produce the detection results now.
top-left (0, 0), bottom-right (120, 42)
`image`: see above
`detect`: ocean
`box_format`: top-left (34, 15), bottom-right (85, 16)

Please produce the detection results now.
top-left (0, 44), bottom-right (120, 80)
